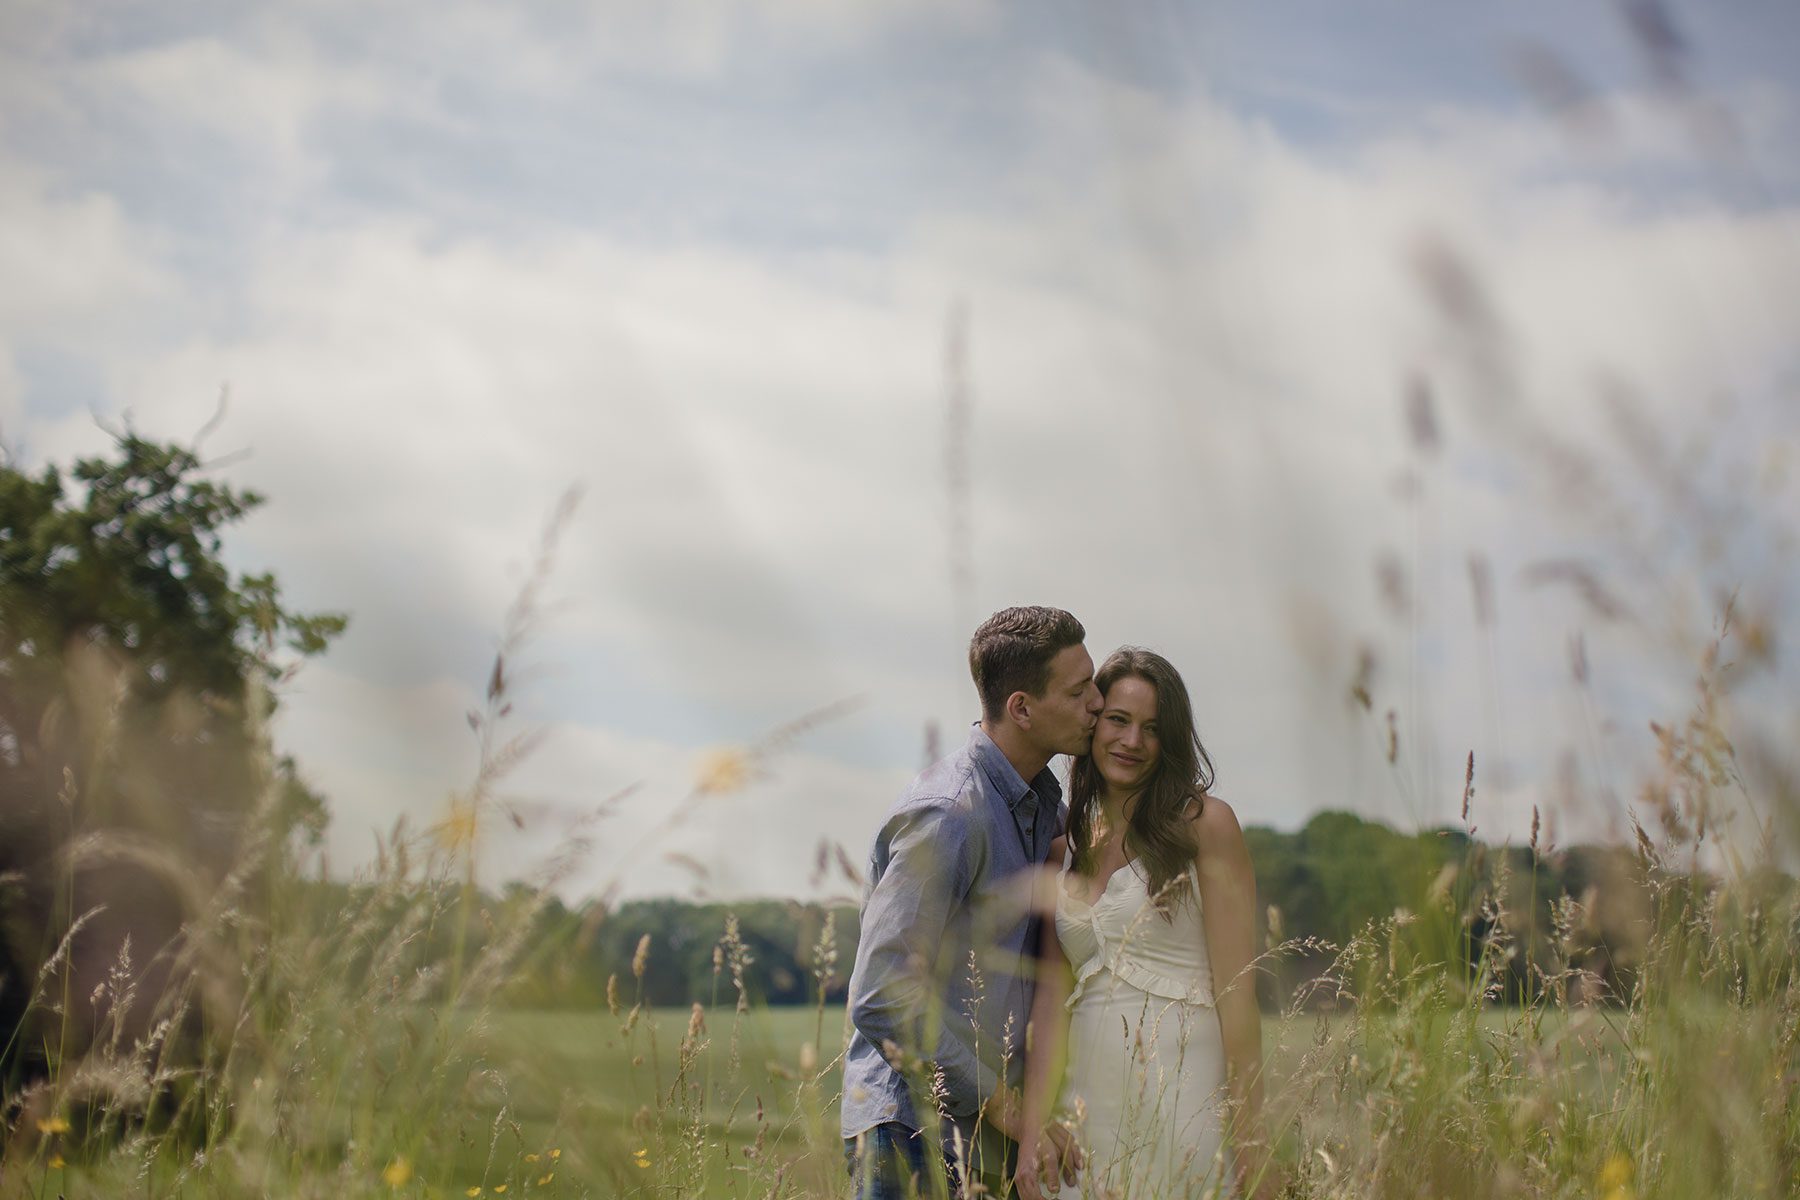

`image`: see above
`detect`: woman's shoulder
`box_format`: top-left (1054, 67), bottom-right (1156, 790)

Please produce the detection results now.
top-left (1186, 794), bottom-right (1248, 857)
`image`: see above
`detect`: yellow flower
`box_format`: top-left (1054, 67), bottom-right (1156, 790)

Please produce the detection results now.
top-left (524, 1153), bottom-right (539, 1163)
top-left (494, 1187), bottom-right (507, 1195)
top-left (1599, 1153), bottom-right (1635, 1199)
top-left (548, 1148), bottom-right (561, 1161)
top-left (433, 796), bottom-right (479, 853)
top-left (537, 1173), bottom-right (554, 1186)
top-left (35, 1117), bottom-right (71, 1135)
top-left (694, 747), bottom-right (752, 794)
top-left (466, 1190), bottom-right (482, 1197)
top-left (382, 1156), bottom-right (414, 1188)
top-left (49, 1155), bottom-right (66, 1169)
top-left (632, 1147), bottom-right (652, 1169)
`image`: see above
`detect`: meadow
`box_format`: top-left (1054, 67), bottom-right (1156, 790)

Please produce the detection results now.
top-left (467, 1004), bottom-right (1589, 1196)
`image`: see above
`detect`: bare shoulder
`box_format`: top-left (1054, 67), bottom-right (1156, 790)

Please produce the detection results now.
top-left (1187, 794), bottom-right (1243, 836)
top-left (1195, 798), bottom-right (1238, 834)
top-left (1049, 833), bottom-right (1068, 862)
top-left (1190, 795), bottom-right (1252, 871)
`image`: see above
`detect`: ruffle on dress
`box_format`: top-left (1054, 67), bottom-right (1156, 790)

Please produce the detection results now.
top-left (1057, 865), bottom-right (1216, 1010)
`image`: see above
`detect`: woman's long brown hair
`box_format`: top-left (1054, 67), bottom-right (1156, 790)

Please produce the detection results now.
top-left (1067, 647), bottom-right (1216, 918)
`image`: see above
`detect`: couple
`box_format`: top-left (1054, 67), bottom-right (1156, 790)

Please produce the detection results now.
top-left (841, 607), bottom-right (1274, 1199)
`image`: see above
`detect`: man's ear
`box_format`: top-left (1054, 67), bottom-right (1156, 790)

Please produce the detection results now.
top-left (1005, 690), bottom-right (1032, 728)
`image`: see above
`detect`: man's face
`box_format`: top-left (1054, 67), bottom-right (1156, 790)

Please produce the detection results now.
top-left (1025, 644), bottom-right (1103, 758)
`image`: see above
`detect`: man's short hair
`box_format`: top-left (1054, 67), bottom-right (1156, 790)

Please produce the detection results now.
top-left (968, 606), bottom-right (1086, 722)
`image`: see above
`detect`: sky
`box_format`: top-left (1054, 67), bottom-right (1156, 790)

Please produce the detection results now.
top-left (4, 0), bottom-right (1797, 901)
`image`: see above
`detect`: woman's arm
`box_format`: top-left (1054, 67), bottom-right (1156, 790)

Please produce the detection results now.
top-left (1194, 798), bottom-right (1277, 1199)
top-left (1014, 837), bottom-right (1079, 1200)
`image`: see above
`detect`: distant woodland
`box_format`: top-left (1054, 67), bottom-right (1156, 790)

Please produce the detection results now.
top-left (383, 809), bottom-right (1788, 1012)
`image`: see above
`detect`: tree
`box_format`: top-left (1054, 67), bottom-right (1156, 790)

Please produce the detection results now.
top-left (0, 430), bottom-right (345, 1098)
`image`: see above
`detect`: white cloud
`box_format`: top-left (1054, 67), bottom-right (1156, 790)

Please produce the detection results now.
top-left (88, 34), bottom-right (384, 193)
top-left (0, 166), bottom-right (170, 343)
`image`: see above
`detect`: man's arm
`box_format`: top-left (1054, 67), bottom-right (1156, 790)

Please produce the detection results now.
top-left (846, 805), bottom-right (999, 1120)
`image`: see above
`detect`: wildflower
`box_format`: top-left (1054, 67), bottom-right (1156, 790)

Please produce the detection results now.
top-left (434, 795), bottom-right (479, 853)
top-left (466, 1190), bottom-right (483, 1197)
top-left (494, 1187), bottom-right (508, 1195)
top-left (35, 1117), bottom-right (70, 1135)
top-left (525, 1154), bottom-right (539, 1163)
top-left (633, 1147), bottom-right (652, 1169)
top-left (382, 1156), bottom-right (414, 1187)
top-left (1599, 1154), bottom-right (1633, 1199)
top-left (49, 1155), bottom-right (66, 1169)
top-left (549, 1148), bottom-right (561, 1161)
top-left (537, 1173), bottom-right (554, 1185)
top-left (695, 746), bottom-right (753, 794)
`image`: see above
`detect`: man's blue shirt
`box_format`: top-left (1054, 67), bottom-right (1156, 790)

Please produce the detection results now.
top-left (840, 725), bottom-right (1065, 1144)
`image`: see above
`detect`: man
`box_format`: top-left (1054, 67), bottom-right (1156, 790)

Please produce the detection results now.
top-left (843, 606), bottom-right (1103, 1198)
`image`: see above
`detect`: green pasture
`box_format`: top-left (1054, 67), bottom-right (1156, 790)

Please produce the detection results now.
top-left (449, 1004), bottom-right (1597, 1196)
top-left (457, 1005), bottom-right (848, 1196)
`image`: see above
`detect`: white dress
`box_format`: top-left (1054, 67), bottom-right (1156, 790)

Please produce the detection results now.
top-left (1052, 852), bottom-right (1233, 1199)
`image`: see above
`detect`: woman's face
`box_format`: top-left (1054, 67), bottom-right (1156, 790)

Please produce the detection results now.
top-left (1092, 674), bottom-right (1160, 793)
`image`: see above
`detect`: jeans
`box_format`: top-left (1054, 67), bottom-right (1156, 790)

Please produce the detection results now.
top-left (846, 1121), bottom-right (1009, 1200)
top-left (845, 1123), bottom-right (931, 1200)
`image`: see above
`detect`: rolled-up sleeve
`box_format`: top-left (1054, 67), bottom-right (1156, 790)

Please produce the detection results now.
top-left (846, 806), bottom-right (996, 1118)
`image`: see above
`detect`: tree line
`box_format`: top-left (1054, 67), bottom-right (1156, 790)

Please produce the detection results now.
top-left (426, 809), bottom-right (1789, 1011)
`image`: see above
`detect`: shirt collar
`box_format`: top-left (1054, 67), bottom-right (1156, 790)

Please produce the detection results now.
top-left (967, 724), bottom-right (1063, 813)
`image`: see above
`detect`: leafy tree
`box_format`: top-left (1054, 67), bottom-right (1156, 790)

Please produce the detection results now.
top-left (0, 430), bottom-right (345, 1094)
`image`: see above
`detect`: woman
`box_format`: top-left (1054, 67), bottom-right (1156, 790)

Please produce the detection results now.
top-left (1014, 648), bottom-right (1275, 1200)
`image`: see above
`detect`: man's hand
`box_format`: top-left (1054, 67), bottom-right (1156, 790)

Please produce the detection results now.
top-left (1012, 1120), bottom-right (1083, 1200)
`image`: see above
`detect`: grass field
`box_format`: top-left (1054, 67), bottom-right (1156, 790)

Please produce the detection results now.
top-left (459, 1002), bottom-right (1605, 1197)
top-left (470, 1005), bottom-right (842, 1194)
